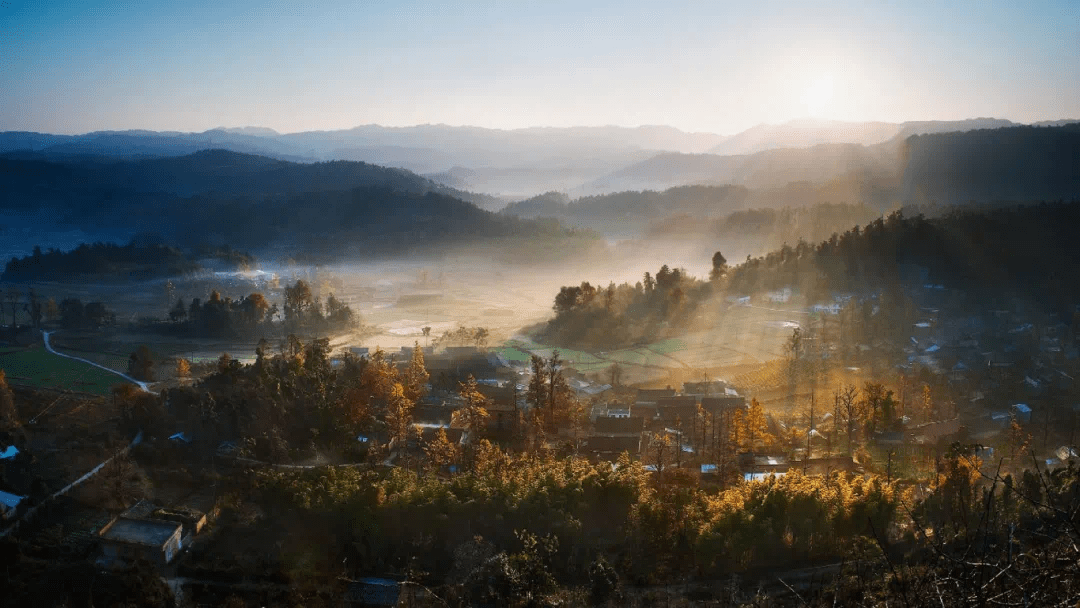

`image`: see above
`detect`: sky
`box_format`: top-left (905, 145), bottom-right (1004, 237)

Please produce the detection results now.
top-left (1, 0), bottom-right (1078, 135)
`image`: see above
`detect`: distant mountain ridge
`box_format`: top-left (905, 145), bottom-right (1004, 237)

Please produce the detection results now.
top-left (0, 150), bottom-right (586, 262)
top-left (2, 118), bottom-right (1075, 199)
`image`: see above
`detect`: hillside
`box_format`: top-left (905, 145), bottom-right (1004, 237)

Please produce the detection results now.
top-left (902, 124), bottom-right (1080, 204)
top-left (0, 151), bottom-right (591, 263)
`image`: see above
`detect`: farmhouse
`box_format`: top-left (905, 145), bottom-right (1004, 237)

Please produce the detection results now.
top-left (97, 516), bottom-right (183, 568)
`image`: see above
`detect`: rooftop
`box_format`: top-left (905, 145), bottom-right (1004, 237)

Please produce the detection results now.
top-left (100, 517), bottom-right (181, 547)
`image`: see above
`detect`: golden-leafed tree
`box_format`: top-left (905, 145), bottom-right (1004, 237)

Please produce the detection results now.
top-left (175, 358), bottom-right (191, 379)
top-left (454, 375), bottom-right (489, 441)
top-left (741, 398), bottom-right (774, 451)
top-left (403, 341), bottom-right (429, 403)
top-left (385, 382), bottom-right (414, 453)
top-left (425, 427), bottom-right (459, 472)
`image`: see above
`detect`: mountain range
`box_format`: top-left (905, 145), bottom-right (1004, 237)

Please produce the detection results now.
top-left (5, 118), bottom-right (1075, 200)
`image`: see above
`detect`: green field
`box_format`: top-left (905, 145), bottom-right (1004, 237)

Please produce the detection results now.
top-left (0, 346), bottom-right (133, 396)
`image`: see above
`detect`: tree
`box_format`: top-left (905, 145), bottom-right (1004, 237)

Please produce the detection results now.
top-left (545, 350), bottom-right (567, 430)
top-left (862, 382), bottom-right (897, 437)
top-left (84, 301), bottom-right (114, 328)
top-left (0, 369), bottom-right (17, 431)
top-left (127, 345), bottom-right (154, 382)
top-left (97, 450), bottom-right (150, 511)
top-left (241, 292), bottom-right (270, 326)
top-left (425, 427), bottom-right (459, 472)
top-left (473, 327), bottom-right (490, 350)
top-left (283, 279), bottom-right (314, 329)
top-left (709, 250), bottom-right (728, 281)
top-left (386, 383), bottom-right (415, 456)
top-left (787, 327), bottom-right (802, 361)
top-left (608, 362), bottom-right (623, 387)
top-left (403, 342), bottom-right (430, 402)
top-left (649, 432), bottom-right (671, 480)
top-left (526, 355), bottom-right (548, 450)
top-left (454, 375), bottom-right (490, 446)
top-left (742, 398), bottom-right (773, 451)
top-left (168, 298), bottom-right (187, 323)
top-left (838, 384), bottom-right (860, 455)
top-left (1006, 419), bottom-right (1031, 460)
top-left (59, 298), bottom-right (84, 329)
top-left (44, 297), bottom-right (59, 323)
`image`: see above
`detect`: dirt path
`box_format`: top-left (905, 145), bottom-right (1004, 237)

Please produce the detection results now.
top-left (42, 330), bottom-right (152, 393)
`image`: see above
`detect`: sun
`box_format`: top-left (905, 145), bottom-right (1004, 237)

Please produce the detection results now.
top-left (800, 74), bottom-right (835, 118)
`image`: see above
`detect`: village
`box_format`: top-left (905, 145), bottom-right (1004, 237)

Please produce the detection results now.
top-left (2, 264), bottom-right (1079, 606)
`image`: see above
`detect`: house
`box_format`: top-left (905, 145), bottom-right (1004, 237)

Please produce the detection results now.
top-left (1013, 403), bottom-right (1032, 424)
top-left (656, 396), bottom-right (699, 427)
top-left (911, 418), bottom-right (964, 444)
top-left (344, 577), bottom-right (404, 608)
top-left (700, 396), bottom-right (747, 415)
top-left (97, 516), bottom-right (183, 568)
top-left (594, 416), bottom-right (645, 435)
top-left (485, 402), bottom-right (520, 437)
top-left (0, 490), bottom-right (25, 520)
top-left (584, 435), bottom-right (642, 460)
top-left (739, 453), bottom-right (789, 481)
top-left (683, 380), bottom-right (729, 396)
top-left (635, 388), bottom-right (676, 406)
top-left (587, 415), bottom-right (645, 460)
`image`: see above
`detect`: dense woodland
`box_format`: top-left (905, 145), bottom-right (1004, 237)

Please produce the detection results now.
top-left (542, 200), bottom-right (1080, 350)
top-left (2, 242), bottom-right (255, 282)
top-left (145, 279), bottom-right (357, 340)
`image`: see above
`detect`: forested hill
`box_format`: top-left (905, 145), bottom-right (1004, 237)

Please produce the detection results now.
top-left (500, 185), bottom-right (752, 232)
top-left (0, 151), bottom-right (586, 261)
top-left (0, 148), bottom-right (502, 211)
top-left (541, 200), bottom-right (1080, 349)
top-left (902, 124), bottom-right (1080, 204)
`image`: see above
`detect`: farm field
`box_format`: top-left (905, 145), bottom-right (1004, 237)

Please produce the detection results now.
top-left (0, 345), bottom-right (135, 396)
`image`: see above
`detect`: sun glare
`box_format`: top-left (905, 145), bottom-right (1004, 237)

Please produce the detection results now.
top-left (801, 74), bottom-right (835, 118)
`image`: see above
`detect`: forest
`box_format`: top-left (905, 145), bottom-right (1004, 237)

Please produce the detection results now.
top-left (2, 242), bottom-right (256, 282)
top-left (541, 200), bottom-right (1080, 350)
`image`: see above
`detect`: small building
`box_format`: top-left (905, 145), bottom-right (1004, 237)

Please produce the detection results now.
top-left (1012, 403), bottom-right (1032, 424)
top-left (739, 453), bottom-right (789, 481)
top-left (656, 396), bottom-right (699, 427)
top-left (593, 416), bottom-right (645, 435)
top-left (700, 396), bottom-right (747, 415)
top-left (97, 516), bottom-right (183, 568)
top-left (635, 388), bottom-right (676, 406)
top-left (486, 402), bottom-right (520, 436)
top-left (683, 380), bottom-right (729, 396)
top-left (0, 490), bottom-right (25, 520)
top-left (584, 434), bottom-right (642, 460)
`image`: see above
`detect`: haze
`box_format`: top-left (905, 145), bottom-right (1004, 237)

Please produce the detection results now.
top-left (2, 0), bottom-right (1078, 135)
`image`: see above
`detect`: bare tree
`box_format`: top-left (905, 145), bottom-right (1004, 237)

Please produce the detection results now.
top-left (97, 450), bottom-right (150, 511)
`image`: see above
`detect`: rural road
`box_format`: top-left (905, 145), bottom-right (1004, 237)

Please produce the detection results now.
top-left (41, 330), bottom-right (153, 393)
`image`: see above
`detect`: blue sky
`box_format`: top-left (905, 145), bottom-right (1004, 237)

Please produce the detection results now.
top-left (1, 0), bottom-right (1077, 134)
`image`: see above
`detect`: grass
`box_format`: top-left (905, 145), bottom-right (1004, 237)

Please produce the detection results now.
top-left (0, 346), bottom-right (134, 395)
top-left (491, 346), bottom-right (533, 363)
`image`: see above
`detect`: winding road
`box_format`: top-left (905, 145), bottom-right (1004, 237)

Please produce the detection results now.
top-left (41, 330), bottom-right (153, 393)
